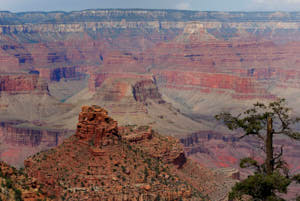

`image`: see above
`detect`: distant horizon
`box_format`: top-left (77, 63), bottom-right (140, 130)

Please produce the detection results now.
top-left (1, 0), bottom-right (300, 13)
top-left (2, 8), bottom-right (300, 14)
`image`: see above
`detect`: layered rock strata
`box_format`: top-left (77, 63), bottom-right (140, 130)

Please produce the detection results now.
top-left (75, 105), bottom-right (119, 147)
top-left (0, 74), bottom-right (48, 94)
top-left (3, 10), bottom-right (300, 99)
top-left (0, 122), bottom-right (71, 168)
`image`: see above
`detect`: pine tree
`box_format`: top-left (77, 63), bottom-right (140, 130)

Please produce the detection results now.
top-left (216, 98), bottom-right (300, 201)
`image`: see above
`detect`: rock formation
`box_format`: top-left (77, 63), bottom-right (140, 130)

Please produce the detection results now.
top-left (0, 73), bottom-right (48, 94)
top-left (120, 125), bottom-right (186, 168)
top-left (22, 105), bottom-right (234, 200)
top-left (75, 105), bottom-right (119, 147)
top-left (132, 79), bottom-right (165, 104)
top-left (37, 66), bottom-right (78, 81)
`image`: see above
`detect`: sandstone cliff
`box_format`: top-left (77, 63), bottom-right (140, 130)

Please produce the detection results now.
top-left (0, 73), bottom-right (48, 94)
top-left (0, 121), bottom-right (72, 168)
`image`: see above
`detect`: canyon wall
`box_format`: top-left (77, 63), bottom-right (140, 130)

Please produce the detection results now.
top-left (0, 122), bottom-right (72, 167)
top-left (0, 73), bottom-right (48, 94)
top-left (2, 10), bottom-right (300, 98)
top-left (132, 79), bottom-right (165, 103)
top-left (154, 70), bottom-right (274, 99)
top-left (88, 72), bottom-right (153, 92)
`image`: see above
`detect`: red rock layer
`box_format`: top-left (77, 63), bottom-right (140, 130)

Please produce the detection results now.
top-left (2, 23), bottom-right (300, 98)
top-left (0, 122), bottom-right (70, 168)
top-left (88, 72), bottom-right (153, 92)
top-left (0, 74), bottom-right (48, 94)
top-left (149, 39), bottom-right (300, 72)
top-left (76, 105), bottom-right (119, 147)
top-left (153, 70), bottom-right (273, 98)
top-left (0, 122), bottom-right (65, 147)
top-left (3, 16), bottom-right (300, 99)
top-left (0, 49), bottom-right (20, 72)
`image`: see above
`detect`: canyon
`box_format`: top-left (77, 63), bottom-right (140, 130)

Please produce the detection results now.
top-left (0, 9), bottom-right (300, 200)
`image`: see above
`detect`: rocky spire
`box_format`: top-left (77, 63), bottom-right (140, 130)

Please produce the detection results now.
top-left (75, 105), bottom-right (119, 147)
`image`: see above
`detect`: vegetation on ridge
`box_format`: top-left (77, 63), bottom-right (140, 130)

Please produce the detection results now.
top-left (216, 98), bottom-right (300, 201)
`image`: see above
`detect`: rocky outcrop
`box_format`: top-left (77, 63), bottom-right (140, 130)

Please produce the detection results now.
top-left (75, 105), bottom-right (119, 147)
top-left (23, 105), bottom-right (226, 200)
top-left (132, 79), bottom-right (165, 103)
top-left (0, 74), bottom-right (48, 94)
top-left (120, 126), bottom-right (187, 168)
top-left (36, 66), bottom-right (79, 81)
top-left (120, 126), bottom-right (153, 142)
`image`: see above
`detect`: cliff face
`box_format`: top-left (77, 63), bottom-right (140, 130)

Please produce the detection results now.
top-left (0, 122), bottom-right (65, 147)
top-left (88, 72), bottom-right (153, 92)
top-left (132, 79), bottom-right (165, 103)
top-left (38, 66), bottom-right (77, 81)
top-left (0, 74), bottom-right (48, 94)
top-left (0, 122), bottom-right (71, 168)
top-left (154, 70), bottom-right (273, 99)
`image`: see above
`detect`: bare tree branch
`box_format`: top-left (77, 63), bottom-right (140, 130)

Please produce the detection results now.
top-left (273, 145), bottom-right (283, 162)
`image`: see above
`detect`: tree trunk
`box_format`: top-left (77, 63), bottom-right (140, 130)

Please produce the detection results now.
top-left (266, 116), bottom-right (274, 175)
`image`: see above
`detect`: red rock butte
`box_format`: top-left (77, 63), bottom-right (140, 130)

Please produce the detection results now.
top-left (75, 105), bottom-right (120, 147)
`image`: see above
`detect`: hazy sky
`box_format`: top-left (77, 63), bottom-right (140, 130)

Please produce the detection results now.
top-left (1, 0), bottom-right (300, 12)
